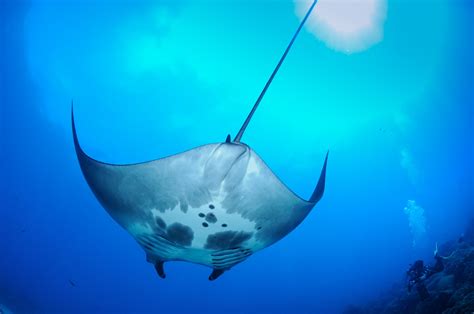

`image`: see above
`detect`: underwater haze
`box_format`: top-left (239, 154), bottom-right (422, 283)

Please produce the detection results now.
top-left (1, 0), bottom-right (473, 313)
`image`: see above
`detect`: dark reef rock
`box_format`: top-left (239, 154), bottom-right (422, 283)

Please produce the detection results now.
top-left (343, 219), bottom-right (474, 314)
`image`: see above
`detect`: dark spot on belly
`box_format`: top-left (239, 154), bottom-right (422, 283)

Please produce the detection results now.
top-left (205, 213), bottom-right (217, 224)
top-left (209, 204), bottom-right (215, 209)
top-left (198, 213), bottom-right (205, 218)
top-left (205, 231), bottom-right (253, 250)
top-left (222, 224), bottom-right (227, 228)
top-left (256, 226), bottom-right (262, 230)
top-left (165, 223), bottom-right (194, 246)
top-left (202, 222), bottom-right (209, 227)
top-left (155, 217), bottom-right (167, 229)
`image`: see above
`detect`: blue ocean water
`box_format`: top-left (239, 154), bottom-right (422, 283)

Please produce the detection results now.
top-left (1, 0), bottom-right (473, 313)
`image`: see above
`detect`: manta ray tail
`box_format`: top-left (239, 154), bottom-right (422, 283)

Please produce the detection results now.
top-left (233, 0), bottom-right (318, 143)
top-left (309, 151), bottom-right (328, 203)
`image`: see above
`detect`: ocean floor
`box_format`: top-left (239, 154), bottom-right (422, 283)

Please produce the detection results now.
top-left (344, 220), bottom-right (474, 314)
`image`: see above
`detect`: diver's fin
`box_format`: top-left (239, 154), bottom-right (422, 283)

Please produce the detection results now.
top-left (309, 151), bottom-right (329, 203)
top-left (154, 261), bottom-right (166, 279)
top-left (225, 134), bottom-right (231, 143)
top-left (208, 269), bottom-right (225, 281)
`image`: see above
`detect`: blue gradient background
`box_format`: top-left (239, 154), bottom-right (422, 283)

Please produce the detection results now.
top-left (1, 0), bottom-right (473, 313)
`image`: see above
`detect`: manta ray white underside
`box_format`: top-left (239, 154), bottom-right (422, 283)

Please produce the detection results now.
top-left (72, 0), bottom-right (327, 280)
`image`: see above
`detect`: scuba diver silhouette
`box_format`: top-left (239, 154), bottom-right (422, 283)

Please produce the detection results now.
top-left (406, 243), bottom-right (452, 300)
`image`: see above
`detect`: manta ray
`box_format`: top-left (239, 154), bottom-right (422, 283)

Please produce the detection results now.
top-left (73, 0), bottom-right (327, 281)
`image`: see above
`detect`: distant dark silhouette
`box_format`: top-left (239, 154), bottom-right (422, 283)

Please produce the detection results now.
top-left (406, 243), bottom-right (448, 300)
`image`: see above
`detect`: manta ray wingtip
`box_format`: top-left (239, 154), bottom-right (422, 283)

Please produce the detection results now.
top-left (71, 99), bottom-right (75, 125)
top-left (71, 102), bottom-right (91, 161)
top-left (71, 104), bottom-right (77, 142)
top-left (71, 100), bottom-right (74, 121)
top-left (309, 151), bottom-right (328, 203)
top-left (71, 101), bottom-right (82, 154)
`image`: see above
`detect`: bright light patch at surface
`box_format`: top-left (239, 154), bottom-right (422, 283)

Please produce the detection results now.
top-left (295, 0), bottom-right (387, 53)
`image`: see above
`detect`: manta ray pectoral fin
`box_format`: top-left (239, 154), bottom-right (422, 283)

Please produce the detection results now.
top-left (309, 151), bottom-right (329, 203)
top-left (154, 261), bottom-right (166, 279)
top-left (209, 269), bottom-right (225, 281)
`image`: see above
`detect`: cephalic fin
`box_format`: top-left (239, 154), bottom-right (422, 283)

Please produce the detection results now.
top-left (154, 261), bottom-right (166, 279)
top-left (209, 269), bottom-right (225, 281)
